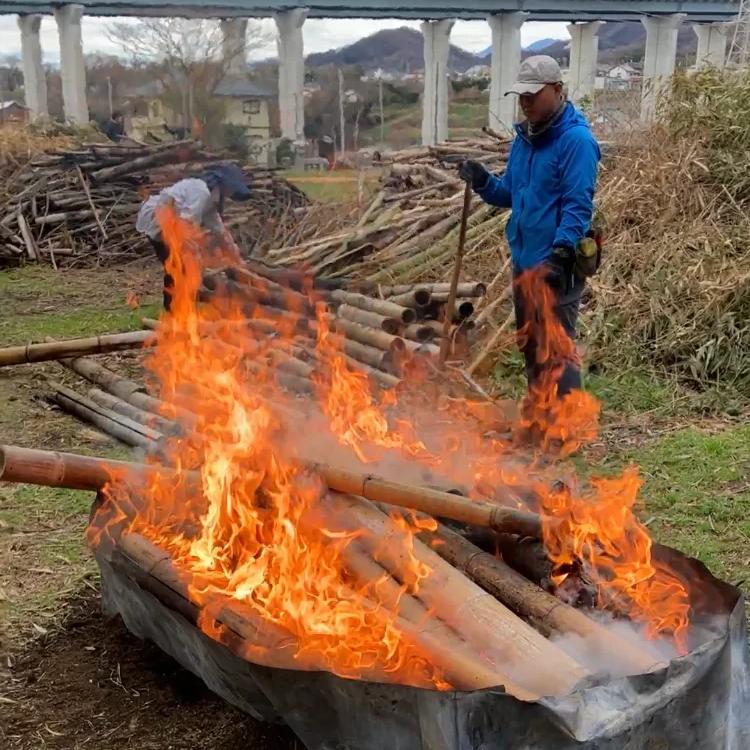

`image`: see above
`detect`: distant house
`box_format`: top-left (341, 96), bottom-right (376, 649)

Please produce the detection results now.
top-left (0, 101), bottom-right (29, 126)
top-left (605, 64), bottom-right (642, 91)
top-left (463, 65), bottom-right (491, 79)
top-left (125, 77), bottom-right (273, 164)
top-left (213, 78), bottom-right (274, 163)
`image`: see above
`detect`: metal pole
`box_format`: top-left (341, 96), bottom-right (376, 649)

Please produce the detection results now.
top-left (438, 182), bottom-right (473, 369)
top-left (338, 67), bottom-right (345, 156)
top-left (379, 78), bottom-right (384, 144)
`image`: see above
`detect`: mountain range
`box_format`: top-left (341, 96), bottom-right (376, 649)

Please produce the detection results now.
top-left (306, 27), bottom-right (479, 73)
top-left (305, 23), bottom-right (699, 72)
top-left (531, 22), bottom-right (698, 64)
top-left (478, 37), bottom-right (559, 58)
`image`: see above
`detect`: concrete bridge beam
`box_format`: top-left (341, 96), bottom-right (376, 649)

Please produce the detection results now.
top-left (17, 14), bottom-right (48, 120)
top-left (54, 4), bottom-right (89, 124)
top-left (221, 18), bottom-right (248, 77)
top-left (274, 8), bottom-right (307, 144)
top-left (567, 20), bottom-right (602, 105)
top-left (640, 13), bottom-right (685, 121)
top-left (421, 18), bottom-right (454, 145)
top-left (694, 22), bottom-right (730, 68)
top-left (487, 12), bottom-right (526, 135)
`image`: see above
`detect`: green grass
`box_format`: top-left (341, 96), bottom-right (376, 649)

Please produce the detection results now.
top-left (1, 304), bottom-right (161, 345)
top-left (0, 264), bottom-right (155, 643)
top-left (287, 169), bottom-right (382, 203)
top-left (631, 426), bottom-right (750, 586)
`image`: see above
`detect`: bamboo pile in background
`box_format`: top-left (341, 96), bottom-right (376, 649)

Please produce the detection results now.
top-left (0, 140), bottom-right (309, 266)
top-left (264, 134), bottom-right (512, 285)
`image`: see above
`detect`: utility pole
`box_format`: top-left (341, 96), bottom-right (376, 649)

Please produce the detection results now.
top-left (337, 67), bottom-right (345, 156)
top-left (107, 76), bottom-right (113, 118)
top-left (378, 77), bottom-right (384, 145)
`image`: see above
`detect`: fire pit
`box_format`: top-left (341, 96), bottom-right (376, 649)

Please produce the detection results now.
top-left (94, 500), bottom-right (747, 750)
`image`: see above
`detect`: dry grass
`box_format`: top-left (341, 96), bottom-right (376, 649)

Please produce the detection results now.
top-left (585, 70), bottom-right (750, 392)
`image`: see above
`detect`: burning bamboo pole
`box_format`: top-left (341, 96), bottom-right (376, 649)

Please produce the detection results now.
top-left (116, 531), bottom-right (510, 691)
top-left (0, 444), bottom-right (192, 492)
top-left (418, 523), bottom-right (667, 675)
top-left (314, 463), bottom-right (543, 538)
top-left (0, 330), bottom-right (152, 367)
top-left (337, 495), bottom-right (589, 698)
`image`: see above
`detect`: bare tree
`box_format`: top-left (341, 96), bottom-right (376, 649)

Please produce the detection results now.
top-left (106, 19), bottom-right (272, 127)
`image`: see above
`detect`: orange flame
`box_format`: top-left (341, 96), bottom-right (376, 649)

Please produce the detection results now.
top-left (95, 205), bottom-right (448, 688)
top-left (92, 209), bottom-right (692, 688)
top-left (514, 268), bottom-right (690, 652)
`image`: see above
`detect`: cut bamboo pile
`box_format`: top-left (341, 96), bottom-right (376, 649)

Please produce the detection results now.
top-left (264, 135), bottom-right (512, 285)
top-left (201, 260), bottom-right (488, 378)
top-left (0, 139), bottom-right (308, 266)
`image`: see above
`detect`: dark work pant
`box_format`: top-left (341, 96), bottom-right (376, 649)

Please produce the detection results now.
top-left (150, 236), bottom-right (173, 312)
top-left (512, 267), bottom-right (585, 398)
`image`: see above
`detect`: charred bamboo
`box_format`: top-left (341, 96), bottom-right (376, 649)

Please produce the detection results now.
top-left (338, 496), bottom-right (589, 699)
top-left (419, 523), bottom-right (667, 675)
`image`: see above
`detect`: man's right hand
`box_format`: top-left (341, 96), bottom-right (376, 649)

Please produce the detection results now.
top-left (458, 160), bottom-right (490, 190)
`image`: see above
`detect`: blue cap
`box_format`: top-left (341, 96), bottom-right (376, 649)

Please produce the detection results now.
top-left (200, 164), bottom-right (252, 201)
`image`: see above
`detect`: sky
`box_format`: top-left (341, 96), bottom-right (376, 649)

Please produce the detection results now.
top-left (0, 15), bottom-right (569, 64)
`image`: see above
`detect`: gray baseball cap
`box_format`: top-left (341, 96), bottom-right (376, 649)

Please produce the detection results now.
top-left (506, 55), bottom-right (563, 96)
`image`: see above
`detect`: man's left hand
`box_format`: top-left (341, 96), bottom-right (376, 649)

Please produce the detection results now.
top-left (545, 247), bottom-right (574, 295)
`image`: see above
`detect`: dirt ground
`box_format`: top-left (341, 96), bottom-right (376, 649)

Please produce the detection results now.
top-left (1, 591), bottom-right (298, 750)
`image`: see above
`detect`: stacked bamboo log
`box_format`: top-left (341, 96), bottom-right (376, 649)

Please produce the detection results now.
top-left (264, 133), bottom-right (512, 285)
top-left (0, 442), bottom-right (669, 696)
top-left (0, 140), bottom-right (308, 265)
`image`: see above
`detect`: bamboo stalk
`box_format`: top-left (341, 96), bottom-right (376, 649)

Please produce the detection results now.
top-left (0, 444), bottom-right (190, 491)
top-left (0, 330), bottom-right (152, 367)
top-left (388, 289), bottom-right (432, 308)
top-left (439, 183), bottom-right (472, 369)
top-left (338, 304), bottom-right (400, 335)
top-left (311, 463), bottom-right (544, 538)
top-left (52, 384), bottom-right (160, 448)
top-left (87, 388), bottom-right (177, 436)
top-left (328, 290), bottom-right (416, 324)
top-left (116, 531), bottom-right (504, 691)
top-left (419, 523), bottom-right (667, 675)
top-left (401, 324), bottom-right (435, 343)
top-left (339, 496), bottom-right (589, 699)
top-left (330, 318), bottom-right (406, 354)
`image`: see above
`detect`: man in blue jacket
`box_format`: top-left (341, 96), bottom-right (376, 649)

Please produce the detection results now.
top-left (459, 56), bottom-right (601, 398)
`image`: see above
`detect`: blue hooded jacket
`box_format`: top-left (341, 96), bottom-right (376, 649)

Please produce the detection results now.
top-left (476, 101), bottom-right (600, 270)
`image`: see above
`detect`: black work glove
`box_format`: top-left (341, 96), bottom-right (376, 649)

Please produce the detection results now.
top-left (545, 247), bottom-right (575, 296)
top-left (458, 160), bottom-right (490, 190)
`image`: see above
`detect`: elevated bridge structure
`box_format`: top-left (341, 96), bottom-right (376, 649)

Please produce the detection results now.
top-left (6, 0), bottom-right (741, 144)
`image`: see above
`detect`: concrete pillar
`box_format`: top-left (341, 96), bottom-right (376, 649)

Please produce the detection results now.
top-left (220, 19), bottom-right (248, 77)
top-left (487, 12), bottom-right (526, 135)
top-left (421, 19), bottom-right (454, 146)
top-left (567, 21), bottom-right (603, 105)
top-left (274, 9), bottom-right (307, 144)
top-left (54, 4), bottom-right (88, 124)
top-left (640, 14), bottom-right (685, 121)
top-left (17, 14), bottom-right (48, 120)
top-left (694, 22), bottom-right (730, 69)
